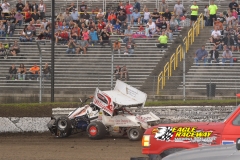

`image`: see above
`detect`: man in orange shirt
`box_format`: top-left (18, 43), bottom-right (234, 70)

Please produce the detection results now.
top-left (28, 63), bottom-right (40, 80)
top-left (214, 18), bottom-right (223, 31)
top-left (108, 12), bottom-right (117, 25)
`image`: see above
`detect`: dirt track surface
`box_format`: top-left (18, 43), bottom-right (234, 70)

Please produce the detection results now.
top-left (0, 133), bottom-right (145, 160)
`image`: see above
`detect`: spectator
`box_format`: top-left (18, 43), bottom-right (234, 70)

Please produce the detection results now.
top-left (0, 21), bottom-right (5, 37)
top-left (22, 2), bottom-right (30, 12)
top-left (210, 27), bottom-right (221, 43)
top-left (229, 0), bottom-right (238, 10)
top-left (43, 62), bottom-right (51, 80)
top-left (145, 24), bottom-right (150, 40)
top-left (38, 0), bottom-right (46, 20)
top-left (9, 64), bottom-right (17, 80)
top-left (81, 10), bottom-right (90, 25)
top-left (218, 13), bottom-right (226, 24)
top-left (97, 19), bottom-right (105, 30)
top-left (71, 23), bottom-right (80, 40)
top-left (89, 28), bottom-right (98, 46)
top-left (10, 41), bottom-right (20, 56)
top-left (28, 21), bottom-right (36, 35)
top-left (68, 2), bottom-right (76, 12)
top-left (16, 0), bottom-right (25, 12)
top-left (208, 46), bottom-right (220, 65)
top-left (2, 0), bottom-right (10, 16)
top-left (208, 0), bottom-right (218, 26)
top-left (157, 31), bottom-right (168, 48)
top-left (31, 1), bottom-right (38, 12)
top-left (125, 1), bottom-right (133, 24)
top-left (235, 34), bottom-right (240, 51)
top-left (120, 65), bottom-right (128, 81)
top-left (54, 30), bottom-right (62, 45)
top-left (194, 45), bottom-right (208, 66)
top-left (121, 21), bottom-right (128, 35)
top-left (147, 19), bottom-right (156, 36)
top-left (174, 0), bottom-right (185, 17)
top-left (108, 11), bottom-right (117, 25)
top-left (159, 0), bottom-right (169, 12)
top-left (131, 9), bottom-right (141, 26)
top-left (17, 63), bottom-right (26, 80)
top-left (31, 9), bottom-right (40, 22)
top-left (64, 12), bottom-right (73, 25)
top-left (100, 28), bottom-right (110, 47)
top-left (142, 5), bottom-right (151, 24)
top-left (19, 26), bottom-right (27, 41)
top-left (15, 10), bottom-right (23, 27)
top-left (0, 4), bottom-right (2, 15)
top-left (125, 37), bottom-right (136, 56)
top-left (151, 8), bottom-right (160, 22)
top-left (114, 21), bottom-right (121, 34)
top-left (213, 35), bottom-right (223, 50)
top-left (222, 34), bottom-right (235, 51)
top-left (28, 63), bottom-right (40, 80)
top-left (222, 48), bottom-right (233, 66)
top-left (71, 8), bottom-right (79, 23)
top-left (24, 10), bottom-right (32, 23)
top-left (56, 12), bottom-right (64, 22)
top-left (123, 26), bottom-right (133, 43)
top-left (226, 12), bottom-right (236, 26)
top-left (114, 65), bottom-right (121, 80)
top-left (133, 0), bottom-right (140, 12)
top-left (214, 18), bottom-right (223, 31)
top-left (25, 26), bottom-right (33, 42)
top-left (163, 9), bottom-right (172, 21)
top-left (204, 5), bottom-right (210, 26)
top-left (5, 21), bottom-right (14, 37)
top-left (113, 40), bottom-right (121, 57)
top-left (96, 9), bottom-right (105, 20)
top-left (76, 39), bottom-right (89, 54)
top-left (82, 28), bottom-right (89, 41)
top-left (66, 38), bottom-right (76, 54)
top-left (117, 2), bottom-right (125, 13)
top-left (79, 1), bottom-right (87, 12)
top-left (117, 10), bottom-right (126, 26)
top-left (169, 16), bottom-right (178, 31)
top-left (190, 1), bottom-right (199, 26)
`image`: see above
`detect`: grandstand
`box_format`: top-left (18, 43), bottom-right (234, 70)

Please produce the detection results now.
top-left (0, 0), bottom-right (236, 102)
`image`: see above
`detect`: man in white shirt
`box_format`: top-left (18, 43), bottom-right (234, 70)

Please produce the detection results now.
top-left (222, 48), bottom-right (233, 66)
top-left (211, 27), bottom-right (221, 42)
top-left (2, 0), bottom-right (10, 16)
top-left (174, 0), bottom-right (185, 16)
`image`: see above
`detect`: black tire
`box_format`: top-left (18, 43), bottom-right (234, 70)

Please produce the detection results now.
top-left (149, 154), bottom-right (162, 160)
top-left (56, 116), bottom-right (72, 138)
top-left (87, 121), bottom-right (106, 140)
top-left (127, 127), bottom-right (144, 141)
top-left (161, 148), bottom-right (185, 158)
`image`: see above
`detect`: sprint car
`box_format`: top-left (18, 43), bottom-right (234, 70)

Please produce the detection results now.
top-left (47, 80), bottom-right (160, 140)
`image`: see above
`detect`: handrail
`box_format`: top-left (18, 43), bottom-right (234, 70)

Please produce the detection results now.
top-left (157, 13), bottom-right (204, 95)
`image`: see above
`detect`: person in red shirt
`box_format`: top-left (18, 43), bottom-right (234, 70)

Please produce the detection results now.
top-left (108, 12), bottom-right (117, 25)
top-left (125, 1), bottom-right (133, 23)
top-left (97, 19), bottom-right (105, 30)
top-left (24, 10), bottom-right (32, 23)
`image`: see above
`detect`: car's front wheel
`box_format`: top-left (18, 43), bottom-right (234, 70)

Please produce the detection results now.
top-left (127, 127), bottom-right (144, 141)
top-left (56, 116), bottom-right (72, 138)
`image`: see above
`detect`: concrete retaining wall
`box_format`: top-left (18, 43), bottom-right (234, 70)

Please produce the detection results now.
top-left (0, 106), bottom-right (236, 133)
top-left (0, 117), bottom-right (49, 133)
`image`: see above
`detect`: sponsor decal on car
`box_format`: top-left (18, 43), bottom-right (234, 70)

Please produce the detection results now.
top-left (222, 140), bottom-right (235, 145)
top-left (152, 127), bottom-right (217, 144)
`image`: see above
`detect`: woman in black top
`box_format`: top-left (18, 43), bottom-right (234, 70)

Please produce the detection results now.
top-left (17, 63), bottom-right (26, 80)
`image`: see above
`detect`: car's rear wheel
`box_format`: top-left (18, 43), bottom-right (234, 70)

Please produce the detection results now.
top-left (127, 127), bottom-right (144, 141)
top-left (56, 116), bottom-right (72, 138)
top-left (87, 121), bottom-right (106, 140)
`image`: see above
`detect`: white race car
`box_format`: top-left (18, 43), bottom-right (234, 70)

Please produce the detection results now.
top-left (47, 80), bottom-right (160, 141)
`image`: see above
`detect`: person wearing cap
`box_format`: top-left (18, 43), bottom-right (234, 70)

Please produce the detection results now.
top-left (71, 8), bottom-right (79, 23)
top-left (214, 18), bottom-right (223, 30)
top-left (222, 48), bottom-right (233, 66)
top-left (217, 13), bottom-right (226, 24)
top-left (194, 45), bottom-right (208, 66)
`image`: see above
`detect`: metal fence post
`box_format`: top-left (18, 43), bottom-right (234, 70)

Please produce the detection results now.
top-left (36, 42), bottom-right (42, 104)
top-left (110, 40), bottom-right (114, 90)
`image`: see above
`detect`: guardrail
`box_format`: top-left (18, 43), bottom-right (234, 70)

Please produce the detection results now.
top-left (157, 13), bottom-right (204, 95)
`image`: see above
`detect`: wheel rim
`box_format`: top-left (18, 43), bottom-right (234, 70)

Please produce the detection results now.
top-left (89, 126), bottom-right (97, 136)
top-left (129, 129), bottom-right (139, 139)
top-left (58, 119), bottom-right (67, 130)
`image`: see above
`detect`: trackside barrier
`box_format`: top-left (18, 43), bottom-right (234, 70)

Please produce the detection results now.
top-left (157, 14), bottom-right (204, 95)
